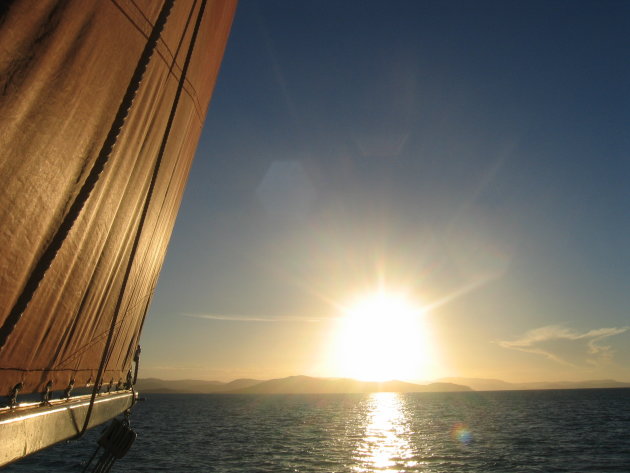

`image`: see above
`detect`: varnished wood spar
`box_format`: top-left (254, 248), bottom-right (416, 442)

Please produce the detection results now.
top-left (0, 391), bottom-right (135, 467)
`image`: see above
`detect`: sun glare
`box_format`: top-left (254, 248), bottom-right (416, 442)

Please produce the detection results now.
top-left (331, 291), bottom-right (435, 382)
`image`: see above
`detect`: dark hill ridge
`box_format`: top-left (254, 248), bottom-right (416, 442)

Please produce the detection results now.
top-left (136, 375), bottom-right (470, 394)
top-left (230, 375), bottom-right (470, 394)
top-left (137, 376), bottom-right (630, 394)
top-left (438, 377), bottom-right (630, 391)
top-left (135, 377), bottom-right (261, 393)
top-left (220, 378), bottom-right (265, 391)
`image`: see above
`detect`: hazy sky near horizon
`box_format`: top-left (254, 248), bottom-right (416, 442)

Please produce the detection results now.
top-left (140, 0), bottom-right (629, 383)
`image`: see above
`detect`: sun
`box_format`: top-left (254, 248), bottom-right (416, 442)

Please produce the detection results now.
top-left (330, 291), bottom-right (435, 382)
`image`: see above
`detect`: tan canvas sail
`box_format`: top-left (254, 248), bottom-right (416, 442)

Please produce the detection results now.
top-left (0, 0), bottom-right (237, 398)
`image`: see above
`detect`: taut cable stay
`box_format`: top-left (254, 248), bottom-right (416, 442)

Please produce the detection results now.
top-left (79, 0), bottom-right (209, 438)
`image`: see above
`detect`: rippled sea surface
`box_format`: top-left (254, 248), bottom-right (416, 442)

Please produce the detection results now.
top-left (5, 389), bottom-right (630, 472)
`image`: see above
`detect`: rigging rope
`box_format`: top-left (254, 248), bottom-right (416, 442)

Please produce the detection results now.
top-left (118, 0), bottom-right (200, 378)
top-left (81, 417), bottom-right (136, 473)
top-left (79, 0), bottom-right (209, 437)
top-left (74, 0), bottom-right (176, 436)
top-left (0, 0), bottom-right (174, 351)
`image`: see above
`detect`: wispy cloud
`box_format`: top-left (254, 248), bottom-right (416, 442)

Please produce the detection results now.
top-left (182, 313), bottom-right (325, 323)
top-left (498, 325), bottom-right (629, 366)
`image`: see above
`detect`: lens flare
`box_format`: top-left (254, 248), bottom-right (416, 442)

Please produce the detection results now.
top-left (451, 422), bottom-right (473, 445)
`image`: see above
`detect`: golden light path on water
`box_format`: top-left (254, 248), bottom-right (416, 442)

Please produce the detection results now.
top-left (353, 392), bottom-right (417, 472)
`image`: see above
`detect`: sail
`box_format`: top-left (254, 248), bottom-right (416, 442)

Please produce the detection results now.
top-left (0, 0), bottom-right (237, 397)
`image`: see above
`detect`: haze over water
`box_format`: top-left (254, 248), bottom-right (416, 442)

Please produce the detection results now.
top-left (7, 389), bottom-right (630, 472)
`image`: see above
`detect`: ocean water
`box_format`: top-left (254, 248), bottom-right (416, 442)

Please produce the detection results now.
top-left (4, 389), bottom-right (630, 472)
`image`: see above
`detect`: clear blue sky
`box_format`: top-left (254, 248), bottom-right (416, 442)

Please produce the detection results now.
top-left (140, 0), bottom-right (629, 383)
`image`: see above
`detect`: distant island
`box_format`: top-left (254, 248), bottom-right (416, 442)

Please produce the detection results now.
top-left (135, 375), bottom-right (630, 394)
top-left (436, 377), bottom-right (630, 392)
top-left (136, 375), bottom-right (470, 394)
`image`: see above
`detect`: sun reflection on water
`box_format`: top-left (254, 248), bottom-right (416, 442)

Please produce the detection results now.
top-left (353, 392), bottom-right (416, 472)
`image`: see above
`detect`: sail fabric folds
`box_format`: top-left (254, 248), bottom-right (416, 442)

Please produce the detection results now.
top-left (0, 0), bottom-right (236, 396)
